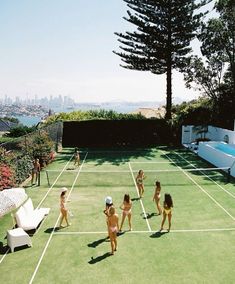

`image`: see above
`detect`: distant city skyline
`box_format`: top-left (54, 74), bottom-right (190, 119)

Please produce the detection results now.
top-left (0, 0), bottom-right (215, 104)
top-left (0, 94), bottom-right (75, 107)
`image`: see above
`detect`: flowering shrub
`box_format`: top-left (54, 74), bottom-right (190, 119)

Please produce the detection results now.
top-left (19, 130), bottom-right (54, 167)
top-left (0, 147), bottom-right (32, 187)
top-left (0, 129), bottom-right (55, 188)
top-left (14, 155), bottom-right (33, 185)
top-left (0, 163), bottom-right (15, 190)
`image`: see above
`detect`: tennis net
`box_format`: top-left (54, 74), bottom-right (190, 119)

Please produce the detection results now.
top-left (45, 166), bottom-right (231, 188)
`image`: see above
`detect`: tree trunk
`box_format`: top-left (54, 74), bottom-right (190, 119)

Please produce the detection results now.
top-left (165, 62), bottom-right (172, 120)
top-left (165, 4), bottom-right (172, 120)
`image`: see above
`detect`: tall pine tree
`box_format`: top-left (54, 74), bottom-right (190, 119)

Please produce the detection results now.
top-left (114, 0), bottom-right (210, 119)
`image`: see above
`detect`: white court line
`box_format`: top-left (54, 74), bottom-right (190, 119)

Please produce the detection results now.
top-left (126, 161), bottom-right (174, 164)
top-left (0, 153), bottom-right (75, 266)
top-left (129, 160), bottom-right (202, 164)
top-left (53, 227), bottom-right (235, 235)
top-left (29, 152), bottom-right (88, 284)
top-left (170, 228), bottom-right (235, 233)
top-left (128, 162), bottom-right (152, 232)
top-left (161, 150), bottom-right (235, 221)
top-left (84, 161), bottom-right (174, 164)
top-left (174, 151), bottom-right (235, 199)
top-left (84, 161), bottom-right (198, 164)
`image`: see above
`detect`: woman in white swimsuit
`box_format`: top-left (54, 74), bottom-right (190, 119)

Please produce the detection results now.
top-left (119, 194), bottom-right (132, 231)
top-left (107, 207), bottom-right (119, 255)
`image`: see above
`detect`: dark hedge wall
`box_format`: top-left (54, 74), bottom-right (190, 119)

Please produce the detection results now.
top-left (62, 120), bottom-right (173, 147)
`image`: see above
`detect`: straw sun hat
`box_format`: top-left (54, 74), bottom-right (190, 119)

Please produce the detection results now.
top-left (60, 187), bottom-right (68, 193)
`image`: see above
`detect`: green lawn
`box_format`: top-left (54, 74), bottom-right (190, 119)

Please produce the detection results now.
top-left (0, 148), bottom-right (235, 284)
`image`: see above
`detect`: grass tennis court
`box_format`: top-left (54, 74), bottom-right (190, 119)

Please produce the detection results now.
top-left (1, 147), bottom-right (235, 284)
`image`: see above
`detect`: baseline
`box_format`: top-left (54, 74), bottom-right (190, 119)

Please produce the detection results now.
top-left (53, 227), bottom-right (235, 235)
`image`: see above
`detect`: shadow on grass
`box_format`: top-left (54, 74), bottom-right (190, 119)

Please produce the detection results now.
top-left (87, 231), bottom-right (125, 249)
top-left (44, 227), bottom-right (61, 234)
top-left (0, 241), bottom-right (9, 254)
top-left (0, 241), bottom-right (32, 254)
top-left (88, 252), bottom-right (112, 264)
top-left (87, 237), bottom-right (107, 248)
top-left (117, 231), bottom-right (126, 237)
top-left (140, 212), bottom-right (160, 219)
top-left (149, 231), bottom-right (168, 238)
top-left (131, 197), bottom-right (140, 202)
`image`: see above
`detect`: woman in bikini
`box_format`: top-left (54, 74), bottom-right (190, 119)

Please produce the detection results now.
top-left (59, 187), bottom-right (71, 227)
top-left (31, 158), bottom-right (40, 186)
top-left (74, 150), bottom-right (80, 166)
top-left (119, 194), bottom-right (132, 231)
top-left (152, 181), bottom-right (162, 215)
top-left (107, 206), bottom-right (119, 255)
top-left (160, 193), bottom-right (173, 232)
top-left (136, 170), bottom-right (145, 198)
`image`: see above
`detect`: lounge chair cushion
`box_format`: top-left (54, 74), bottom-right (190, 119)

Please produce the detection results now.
top-left (15, 198), bottom-right (50, 231)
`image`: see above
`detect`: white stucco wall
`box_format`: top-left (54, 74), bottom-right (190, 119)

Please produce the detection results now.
top-left (182, 123), bottom-right (235, 145)
top-left (207, 126), bottom-right (235, 144)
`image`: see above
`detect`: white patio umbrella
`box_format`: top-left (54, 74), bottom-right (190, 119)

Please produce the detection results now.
top-left (0, 188), bottom-right (28, 218)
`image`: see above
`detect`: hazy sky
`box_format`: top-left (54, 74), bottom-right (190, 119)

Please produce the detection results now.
top-left (0, 0), bottom-right (215, 103)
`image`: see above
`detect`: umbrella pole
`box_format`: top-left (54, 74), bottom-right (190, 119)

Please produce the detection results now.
top-left (11, 213), bottom-right (16, 229)
top-left (37, 171), bottom-right (41, 186)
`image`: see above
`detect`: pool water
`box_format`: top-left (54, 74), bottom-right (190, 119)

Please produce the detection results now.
top-left (214, 143), bottom-right (235, 157)
top-left (198, 141), bottom-right (235, 178)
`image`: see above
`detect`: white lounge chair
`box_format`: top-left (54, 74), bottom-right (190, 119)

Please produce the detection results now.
top-left (15, 198), bottom-right (50, 231)
top-left (7, 228), bottom-right (32, 252)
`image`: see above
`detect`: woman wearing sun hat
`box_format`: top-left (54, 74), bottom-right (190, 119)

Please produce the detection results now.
top-left (59, 187), bottom-right (71, 228)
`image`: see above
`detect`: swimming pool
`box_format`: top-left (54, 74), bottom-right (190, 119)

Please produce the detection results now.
top-left (213, 143), bottom-right (235, 156)
top-left (198, 141), bottom-right (235, 178)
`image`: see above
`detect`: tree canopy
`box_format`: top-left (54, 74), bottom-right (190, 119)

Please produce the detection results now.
top-left (183, 0), bottom-right (235, 128)
top-left (114, 0), bottom-right (210, 119)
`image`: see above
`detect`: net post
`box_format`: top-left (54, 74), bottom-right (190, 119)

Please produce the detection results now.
top-left (37, 171), bottom-right (41, 186)
top-left (46, 170), bottom-right (50, 186)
